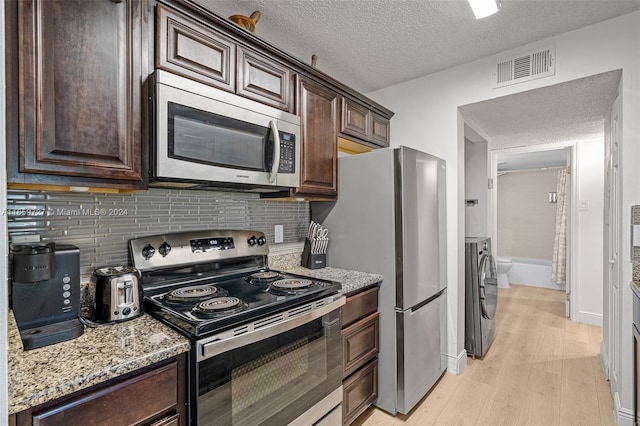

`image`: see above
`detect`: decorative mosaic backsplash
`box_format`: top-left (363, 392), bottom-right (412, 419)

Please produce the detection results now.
top-left (7, 188), bottom-right (309, 279)
top-left (633, 205), bottom-right (640, 282)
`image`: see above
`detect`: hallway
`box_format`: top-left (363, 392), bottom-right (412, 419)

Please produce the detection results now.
top-left (355, 284), bottom-right (614, 426)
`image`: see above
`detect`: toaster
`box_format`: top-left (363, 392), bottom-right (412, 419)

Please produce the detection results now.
top-left (91, 266), bottom-right (143, 323)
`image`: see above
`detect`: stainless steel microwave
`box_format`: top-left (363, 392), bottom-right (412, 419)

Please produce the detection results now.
top-left (150, 70), bottom-right (300, 191)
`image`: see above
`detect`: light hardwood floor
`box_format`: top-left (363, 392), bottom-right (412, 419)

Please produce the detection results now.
top-left (354, 284), bottom-right (614, 426)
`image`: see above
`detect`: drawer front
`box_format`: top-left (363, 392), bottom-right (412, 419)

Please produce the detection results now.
top-left (156, 5), bottom-right (235, 92)
top-left (342, 286), bottom-right (379, 328)
top-left (237, 46), bottom-right (293, 111)
top-left (342, 312), bottom-right (380, 378)
top-left (342, 359), bottom-right (378, 425)
top-left (341, 98), bottom-right (369, 141)
top-left (31, 361), bottom-right (179, 426)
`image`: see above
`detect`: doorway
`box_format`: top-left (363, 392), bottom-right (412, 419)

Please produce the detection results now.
top-left (460, 70), bottom-right (620, 327)
top-left (492, 145), bottom-right (573, 317)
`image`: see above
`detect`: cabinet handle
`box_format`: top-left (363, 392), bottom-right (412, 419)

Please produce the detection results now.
top-left (110, 0), bottom-right (124, 3)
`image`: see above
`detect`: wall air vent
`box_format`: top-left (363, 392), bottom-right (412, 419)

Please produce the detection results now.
top-left (495, 45), bottom-right (555, 88)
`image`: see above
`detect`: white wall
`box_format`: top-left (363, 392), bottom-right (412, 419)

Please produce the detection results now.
top-left (368, 11), bottom-right (640, 418)
top-left (575, 137), bottom-right (606, 325)
top-left (464, 139), bottom-right (488, 238)
top-left (497, 169), bottom-right (558, 260)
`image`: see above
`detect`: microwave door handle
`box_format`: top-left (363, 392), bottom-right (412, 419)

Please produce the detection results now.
top-left (268, 121), bottom-right (280, 183)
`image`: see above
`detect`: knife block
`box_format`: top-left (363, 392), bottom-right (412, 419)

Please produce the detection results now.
top-left (301, 238), bottom-right (326, 269)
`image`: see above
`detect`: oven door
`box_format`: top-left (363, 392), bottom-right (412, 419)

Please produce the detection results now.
top-left (193, 297), bottom-right (345, 425)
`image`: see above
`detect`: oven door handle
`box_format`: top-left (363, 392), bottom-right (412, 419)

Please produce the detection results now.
top-left (197, 295), bottom-right (345, 361)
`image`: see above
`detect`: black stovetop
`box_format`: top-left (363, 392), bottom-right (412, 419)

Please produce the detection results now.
top-left (143, 269), bottom-right (341, 338)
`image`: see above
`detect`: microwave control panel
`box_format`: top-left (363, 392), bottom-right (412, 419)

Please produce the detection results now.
top-left (278, 132), bottom-right (296, 174)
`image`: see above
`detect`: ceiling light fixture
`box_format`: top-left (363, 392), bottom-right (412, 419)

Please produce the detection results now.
top-left (468, 0), bottom-right (501, 19)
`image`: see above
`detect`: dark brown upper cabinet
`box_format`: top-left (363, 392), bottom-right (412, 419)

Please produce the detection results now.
top-left (236, 46), bottom-right (294, 112)
top-left (8, 0), bottom-right (148, 189)
top-left (293, 76), bottom-right (339, 199)
top-left (156, 4), bottom-right (236, 93)
top-left (341, 98), bottom-right (390, 148)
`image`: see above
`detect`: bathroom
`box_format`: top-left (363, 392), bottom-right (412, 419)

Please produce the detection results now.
top-left (494, 149), bottom-right (571, 292)
top-left (464, 130), bottom-right (570, 293)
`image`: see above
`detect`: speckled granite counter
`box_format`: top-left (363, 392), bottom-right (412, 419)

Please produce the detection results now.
top-left (282, 265), bottom-right (382, 295)
top-left (268, 248), bottom-right (382, 295)
top-left (7, 311), bottom-right (190, 415)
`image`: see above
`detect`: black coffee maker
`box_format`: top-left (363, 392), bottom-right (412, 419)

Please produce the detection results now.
top-left (10, 242), bottom-right (84, 350)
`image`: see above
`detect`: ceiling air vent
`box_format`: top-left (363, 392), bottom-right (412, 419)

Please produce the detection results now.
top-left (495, 46), bottom-right (555, 88)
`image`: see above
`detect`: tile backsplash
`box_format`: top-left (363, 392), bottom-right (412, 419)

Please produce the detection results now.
top-left (7, 188), bottom-right (309, 279)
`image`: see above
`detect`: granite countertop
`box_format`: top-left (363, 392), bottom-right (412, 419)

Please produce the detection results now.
top-left (7, 312), bottom-right (190, 415)
top-left (282, 266), bottom-right (382, 295)
top-left (268, 248), bottom-right (382, 295)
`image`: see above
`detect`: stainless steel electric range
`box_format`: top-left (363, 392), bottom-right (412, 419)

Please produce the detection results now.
top-left (129, 230), bottom-right (345, 426)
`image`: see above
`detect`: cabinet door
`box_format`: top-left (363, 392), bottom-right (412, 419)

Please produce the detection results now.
top-left (237, 46), bottom-right (293, 112)
top-left (156, 5), bottom-right (235, 93)
top-left (341, 98), bottom-right (369, 141)
top-left (370, 112), bottom-right (390, 147)
top-left (17, 0), bottom-right (145, 181)
top-left (293, 77), bottom-right (338, 198)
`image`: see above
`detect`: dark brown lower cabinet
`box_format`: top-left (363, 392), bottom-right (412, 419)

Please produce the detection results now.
top-left (343, 359), bottom-right (378, 425)
top-left (341, 285), bottom-right (380, 425)
top-left (11, 354), bottom-right (186, 426)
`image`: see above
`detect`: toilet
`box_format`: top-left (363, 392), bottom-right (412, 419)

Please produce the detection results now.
top-left (496, 257), bottom-right (513, 288)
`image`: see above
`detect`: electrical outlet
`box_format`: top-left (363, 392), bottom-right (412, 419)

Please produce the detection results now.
top-left (274, 225), bottom-right (284, 243)
top-left (12, 234), bottom-right (41, 243)
top-left (580, 200), bottom-right (589, 211)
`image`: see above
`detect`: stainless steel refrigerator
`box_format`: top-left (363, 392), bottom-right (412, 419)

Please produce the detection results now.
top-left (313, 145), bottom-right (447, 415)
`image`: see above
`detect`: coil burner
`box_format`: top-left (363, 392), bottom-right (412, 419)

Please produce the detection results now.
top-left (192, 297), bottom-right (248, 317)
top-left (245, 271), bottom-right (283, 286)
top-left (269, 278), bottom-right (317, 295)
top-left (164, 285), bottom-right (227, 304)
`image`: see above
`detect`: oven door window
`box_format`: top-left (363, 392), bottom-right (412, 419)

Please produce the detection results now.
top-left (168, 102), bottom-right (274, 172)
top-left (196, 310), bottom-right (342, 425)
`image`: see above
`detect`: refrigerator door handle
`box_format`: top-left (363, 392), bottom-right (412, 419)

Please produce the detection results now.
top-left (406, 288), bottom-right (447, 313)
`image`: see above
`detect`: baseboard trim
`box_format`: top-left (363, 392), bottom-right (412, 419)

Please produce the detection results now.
top-left (578, 310), bottom-right (603, 326)
top-left (600, 341), bottom-right (610, 380)
top-left (614, 391), bottom-right (635, 426)
top-left (446, 349), bottom-right (467, 375)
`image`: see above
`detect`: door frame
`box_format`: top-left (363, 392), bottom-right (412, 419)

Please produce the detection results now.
top-left (489, 142), bottom-right (577, 320)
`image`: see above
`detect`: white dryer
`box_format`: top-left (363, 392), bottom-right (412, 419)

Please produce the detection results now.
top-left (464, 237), bottom-right (498, 358)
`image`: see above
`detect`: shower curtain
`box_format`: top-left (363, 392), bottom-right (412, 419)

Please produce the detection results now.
top-left (551, 168), bottom-right (568, 284)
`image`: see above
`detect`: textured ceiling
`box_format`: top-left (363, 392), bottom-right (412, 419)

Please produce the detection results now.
top-left (198, 0), bottom-right (640, 93)
top-left (460, 70), bottom-right (621, 148)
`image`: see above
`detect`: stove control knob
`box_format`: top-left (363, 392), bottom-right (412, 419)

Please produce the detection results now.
top-left (159, 242), bottom-right (172, 257)
top-left (248, 236), bottom-right (258, 247)
top-left (257, 236), bottom-right (266, 246)
top-left (142, 244), bottom-right (156, 259)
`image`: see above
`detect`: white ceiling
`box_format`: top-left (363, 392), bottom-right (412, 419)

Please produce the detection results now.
top-left (199, 0), bottom-right (639, 93)
top-left (460, 69), bottom-right (621, 148)
top-left (497, 149), bottom-right (568, 172)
